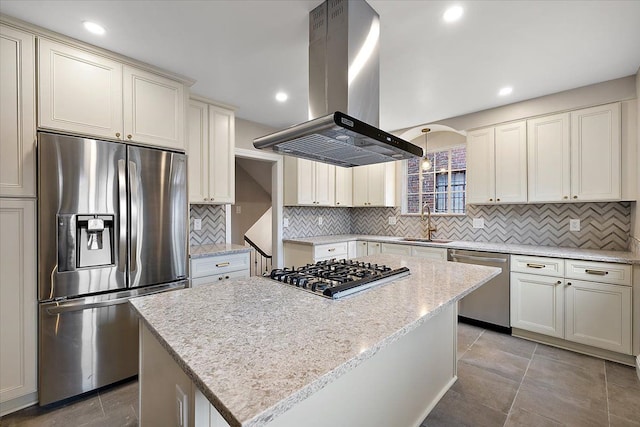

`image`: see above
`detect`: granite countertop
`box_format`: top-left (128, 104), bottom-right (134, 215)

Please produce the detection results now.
top-left (130, 254), bottom-right (500, 427)
top-left (283, 235), bottom-right (640, 264)
top-left (190, 243), bottom-right (252, 259)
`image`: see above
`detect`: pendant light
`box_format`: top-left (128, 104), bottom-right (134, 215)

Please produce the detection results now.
top-left (421, 128), bottom-right (432, 171)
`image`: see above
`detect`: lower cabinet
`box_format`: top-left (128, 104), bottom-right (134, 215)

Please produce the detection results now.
top-left (381, 243), bottom-right (447, 260)
top-left (0, 199), bottom-right (37, 413)
top-left (510, 255), bottom-right (633, 355)
top-left (190, 252), bottom-right (250, 287)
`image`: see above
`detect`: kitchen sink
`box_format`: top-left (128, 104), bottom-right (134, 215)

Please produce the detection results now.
top-left (400, 238), bottom-right (452, 244)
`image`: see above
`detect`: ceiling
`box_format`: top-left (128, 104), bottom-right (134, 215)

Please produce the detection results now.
top-left (2, 1), bottom-right (639, 132)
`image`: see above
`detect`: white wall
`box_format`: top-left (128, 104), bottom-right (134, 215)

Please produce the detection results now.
top-left (231, 160), bottom-right (272, 246)
top-left (235, 118), bottom-right (277, 151)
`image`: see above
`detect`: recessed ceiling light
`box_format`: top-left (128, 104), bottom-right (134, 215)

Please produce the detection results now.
top-left (275, 92), bottom-right (288, 102)
top-left (83, 21), bottom-right (106, 35)
top-left (498, 86), bottom-right (513, 96)
top-left (443, 5), bottom-right (464, 23)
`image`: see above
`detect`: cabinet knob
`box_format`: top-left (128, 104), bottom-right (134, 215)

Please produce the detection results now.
top-left (115, 132), bottom-right (121, 138)
top-left (567, 282), bottom-right (572, 286)
top-left (573, 196), bottom-right (578, 199)
top-left (496, 198), bottom-right (501, 202)
top-left (127, 134), bottom-right (132, 140)
top-left (225, 276), bottom-right (229, 279)
top-left (218, 277), bottom-right (223, 281)
top-left (556, 280), bottom-right (562, 285)
top-left (336, 202), bottom-right (340, 205)
top-left (489, 198), bottom-right (493, 202)
top-left (563, 196), bottom-right (568, 200)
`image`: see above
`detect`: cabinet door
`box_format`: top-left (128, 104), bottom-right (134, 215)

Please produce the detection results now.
top-left (314, 162), bottom-right (335, 206)
top-left (570, 103), bottom-right (621, 201)
top-left (335, 166), bottom-right (352, 207)
top-left (0, 199), bottom-right (37, 405)
top-left (527, 113), bottom-right (570, 203)
top-left (366, 241), bottom-right (381, 255)
top-left (494, 121), bottom-right (527, 203)
top-left (466, 127), bottom-right (495, 204)
top-left (352, 166), bottom-right (369, 206)
top-left (381, 243), bottom-right (412, 256)
top-left (297, 159), bottom-right (316, 205)
top-left (510, 273), bottom-right (563, 338)
top-left (38, 38), bottom-right (123, 140)
top-left (187, 100), bottom-right (209, 203)
top-left (355, 241), bottom-right (368, 257)
top-left (367, 163), bottom-right (387, 206)
top-left (565, 279), bottom-right (631, 354)
top-left (1, 25), bottom-right (36, 197)
top-left (411, 246), bottom-right (447, 260)
top-left (208, 105), bottom-right (235, 204)
top-left (123, 66), bottom-right (185, 149)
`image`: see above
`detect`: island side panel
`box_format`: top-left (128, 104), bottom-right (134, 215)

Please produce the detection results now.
top-left (268, 303), bottom-right (457, 427)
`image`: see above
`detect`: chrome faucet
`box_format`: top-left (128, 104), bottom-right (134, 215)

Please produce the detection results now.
top-left (421, 202), bottom-right (437, 241)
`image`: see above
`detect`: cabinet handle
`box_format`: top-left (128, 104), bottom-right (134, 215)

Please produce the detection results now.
top-left (556, 281), bottom-right (562, 285)
top-left (225, 276), bottom-right (229, 279)
top-left (115, 132), bottom-right (121, 138)
top-left (327, 248), bottom-right (336, 252)
top-left (585, 269), bottom-right (608, 276)
top-left (336, 202), bottom-right (340, 205)
top-left (218, 277), bottom-right (223, 281)
top-left (566, 282), bottom-right (572, 286)
top-left (127, 134), bottom-right (132, 140)
top-left (526, 263), bottom-right (546, 269)
top-left (573, 196), bottom-right (578, 199)
top-left (489, 198), bottom-right (493, 202)
top-left (563, 196), bottom-right (568, 200)
top-left (216, 262), bottom-right (230, 267)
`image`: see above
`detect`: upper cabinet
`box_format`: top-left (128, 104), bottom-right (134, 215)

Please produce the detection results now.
top-left (570, 103), bottom-right (621, 201)
top-left (38, 39), bottom-right (187, 150)
top-left (187, 98), bottom-right (235, 204)
top-left (284, 158), bottom-right (335, 206)
top-left (335, 167), bottom-right (353, 207)
top-left (467, 121), bottom-right (527, 204)
top-left (0, 24), bottom-right (36, 197)
top-left (352, 162), bottom-right (396, 207)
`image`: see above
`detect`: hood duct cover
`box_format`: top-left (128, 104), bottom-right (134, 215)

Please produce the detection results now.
top-left (253, 0), bottom-right (423, 167)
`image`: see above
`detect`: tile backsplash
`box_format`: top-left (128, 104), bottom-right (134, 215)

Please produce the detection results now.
top-left (190, 204), bottom-right (226, 246)
top-left (285, 202), bottom-right (631, 251)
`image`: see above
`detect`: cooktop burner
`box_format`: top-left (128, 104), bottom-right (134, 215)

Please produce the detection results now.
top-left (268, 259), bottom-right (410, 299)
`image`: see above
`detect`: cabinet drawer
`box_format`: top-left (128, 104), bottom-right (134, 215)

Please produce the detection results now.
top-left (511, 255), bottom-right (564, 277)
top-left (381, 243), bottom-right (412, 256)
top-left (411, 246), bottom-right (447, 260)
top-left (314, 242), bottom-right (348, 260)
top-left (190, 252), bottom-right (250, 279)
top-left (191, 269), bottom-right (249, 287)
top-left (565, 260), bottom-right (631, 286)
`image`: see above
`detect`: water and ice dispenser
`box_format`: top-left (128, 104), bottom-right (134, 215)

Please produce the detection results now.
top-left (57, 214), bottom-right (115, 271)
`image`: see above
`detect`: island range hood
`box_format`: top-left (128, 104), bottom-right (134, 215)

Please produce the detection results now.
top-left (253, 0), bottom-right (423, 167)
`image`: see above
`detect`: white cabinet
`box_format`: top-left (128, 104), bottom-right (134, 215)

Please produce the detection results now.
top-left (411, 246), bottom-right (447, 260)
top-left (0, 25), bottom-right (36, 198)
top-left (190, 252), bottom-right (250, 287)
top-left (510, 255), bottom-right (633, 355)
top-left (352, 163), bottom-right (396, 207)
top-left (354, 241), bottom-right (382, 256)
top-left (187, 98), bottom-right (235, 204)
top-left (284, 158), bottom-right (335, 206)
top-left (466, 121), bottom-right (527, 204)
top-left (381, 243), bottom-right (412, 256)
top-left (335, 167), bottom-right (353, 207)
top-left (38, 39), bottom-right (186, 150)
top-left (570, 103), bottom-right (621, 201)
top-left (527, 113), bottom-right (571, 203)
top-left (0, 199), bottom-right (37, 410)
top-left (284, 241), bottom-right (349, 266)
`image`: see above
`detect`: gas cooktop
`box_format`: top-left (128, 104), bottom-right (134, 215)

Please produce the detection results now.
top-left (268, 259), bottom-right (410, 299)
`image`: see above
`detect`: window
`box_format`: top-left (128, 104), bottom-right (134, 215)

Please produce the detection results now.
top-left (404, 146), bottom-right (466, 214)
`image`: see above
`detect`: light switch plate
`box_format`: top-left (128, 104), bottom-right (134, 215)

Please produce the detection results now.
top-left (283, 218), bottom-right (289, 228)
top-left (193, 218), bottom-right (202, 231)
top-left (570, 219), bottom-right (581, 231)
top-left (388, 216), bottom-right (397, 225)
top-left (318, 216), bottom-right (323, 226)
top-left (472, 218), bottom-right (484, 229)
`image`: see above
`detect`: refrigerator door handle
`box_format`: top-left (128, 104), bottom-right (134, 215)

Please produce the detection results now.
top-left (118, 159), bottom-right (127, 273)
top-left (46, 297), bottom-right (130, 314)
top-left (129, 160), bottom-right (139, 277)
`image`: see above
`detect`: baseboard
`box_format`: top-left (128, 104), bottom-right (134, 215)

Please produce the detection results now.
top-left (458, 315), bottom-right (512, 335)
top-left (0, 392), bottom-right (38, 417)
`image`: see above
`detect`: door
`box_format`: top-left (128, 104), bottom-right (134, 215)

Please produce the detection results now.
top-left (38, 133), bottom-right (127, 300)
top-left (128, 146), bottom-right (187, 288)
top-left (510, 273), bottom-right (564, 338)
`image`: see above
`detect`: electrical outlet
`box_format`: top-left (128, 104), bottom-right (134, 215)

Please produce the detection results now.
top-left (318, 216), bottom-right (323, 226)
top-left (283, 218), bottom-right (289, 228)
top-left (388, 216), bottom-right (397, 225)
top-left (235, 205), bottom-right (242, 214)
top-left (193, 218), bottom-right (202, 231)
top-left (472, 218), bottom-right (484, 229)
top-left (570, 219), bottom-right (581, 232)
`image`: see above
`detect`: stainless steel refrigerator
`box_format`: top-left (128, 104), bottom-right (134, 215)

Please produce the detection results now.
top-left (37, 132), bottom-right (188, 405)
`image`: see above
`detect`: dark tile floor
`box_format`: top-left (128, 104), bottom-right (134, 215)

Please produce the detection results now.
top-left (2, 323), bottom-right (639, 426)
top-left (423, 323), bottom-right (640, 427)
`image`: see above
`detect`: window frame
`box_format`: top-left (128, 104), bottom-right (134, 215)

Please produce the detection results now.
top-left (401, 144), bottom-right (467, 216)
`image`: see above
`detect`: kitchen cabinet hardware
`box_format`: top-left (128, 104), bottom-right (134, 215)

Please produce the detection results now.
top-left (327, 248), bottom-right (336, 252)
top-left (564, 196), bottom-right (568, 199)
top-left (489, 198), bottom-right (493, 202)
top-left (566, 282), bottom-right (572, 286)
top-left (215, 262), bottom-right (230, 267)
top-left (585, 269), bottom-right (608, 276)
top-left (336, 202), bottom-right (340, 205)
top-left (526, 263), bottom-right (546, 269)
top-left (573, 195), bottom-right (578, 199)
top-left (556, 281), bottom-right (562, 285)
top-left (496, 198), bottom-right (501, 202)
top-left (116, 132), bottom-right (121, 138)
top-left (127, 134), bottom-right (132, 139)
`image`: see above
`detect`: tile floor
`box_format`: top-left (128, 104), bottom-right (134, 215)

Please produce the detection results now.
top-left (2, 323), bottom-right (639, 426)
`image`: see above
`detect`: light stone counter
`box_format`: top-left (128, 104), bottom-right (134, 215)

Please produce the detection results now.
top-left (130, 254), bottom-right (500, 427)
top-left (190, 243), bottom-right (251, 259)
top-left (283, 235), bottom-right (640, 264)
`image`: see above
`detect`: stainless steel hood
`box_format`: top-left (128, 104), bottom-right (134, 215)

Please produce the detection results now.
top-left (253, 0), bottom-right (423, 167)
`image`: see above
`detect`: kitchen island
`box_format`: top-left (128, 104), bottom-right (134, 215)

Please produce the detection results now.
top-left (130, 254), bottom-right (500, 427)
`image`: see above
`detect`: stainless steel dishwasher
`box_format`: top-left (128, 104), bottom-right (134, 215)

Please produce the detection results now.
top-left (448, 249), bottom-right (511, 333)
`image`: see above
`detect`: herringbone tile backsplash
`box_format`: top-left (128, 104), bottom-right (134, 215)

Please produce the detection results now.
top-left (285, 202), bottom-right (631, 251)
top-left (190, 204), bottom-right (226, 246)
